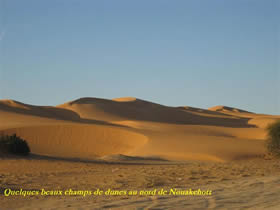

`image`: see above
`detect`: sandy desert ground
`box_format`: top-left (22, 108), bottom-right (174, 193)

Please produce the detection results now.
top-left (1, 97), bottom-right (280, 209)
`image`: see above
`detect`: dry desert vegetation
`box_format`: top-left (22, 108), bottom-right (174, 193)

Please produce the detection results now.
top-left (1, 97), bottom-right (280, 209)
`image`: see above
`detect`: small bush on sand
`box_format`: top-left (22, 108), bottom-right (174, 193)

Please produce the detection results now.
top-left (266, 120), bottom-right (280, 157)
top-left (0, 134), bottom-right (30, 156)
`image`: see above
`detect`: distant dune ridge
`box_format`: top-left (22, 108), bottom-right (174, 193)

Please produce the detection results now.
top-left (208, 105), bottom-right (253, 113)
top-left (0, 99), bottom-right (81, 121)
top-left (0, 97), bottom-right (279, 162)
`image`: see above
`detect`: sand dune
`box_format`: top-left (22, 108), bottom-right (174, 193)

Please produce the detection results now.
top-left (1, 97), bottom-right (280, 209)
top-left (0, 124), bottom-right (148, 159)
top-left (1, 97), bottom-right (280, 161)
top-left (248, 116), bottom-right (280, 129)
top-left (0, 99), bottom-right (81, 121)
top-left (208, 104), bottom-right (280, 130)
top-left (58, 97), bottom-right (252, 128)
top-left (208, 105), bottom-right (253, 114)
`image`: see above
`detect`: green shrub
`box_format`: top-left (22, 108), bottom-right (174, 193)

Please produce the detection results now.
top-left (0, 134), bottom-right (30, 156)
top-left (266, 120), bottom-right (280, 157)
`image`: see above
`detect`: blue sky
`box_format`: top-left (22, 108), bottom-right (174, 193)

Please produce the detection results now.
top-left (0, 0), bottom-right (279, 114)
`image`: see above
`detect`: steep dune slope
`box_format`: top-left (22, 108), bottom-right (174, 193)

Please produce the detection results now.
top-left (58, 97), bottom-right (251, 128)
